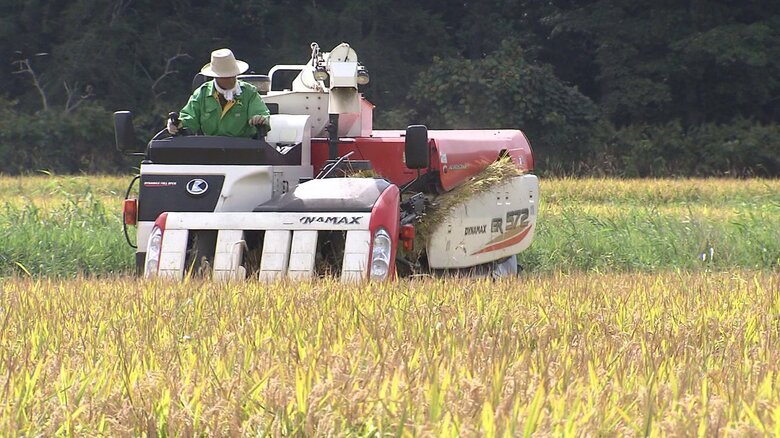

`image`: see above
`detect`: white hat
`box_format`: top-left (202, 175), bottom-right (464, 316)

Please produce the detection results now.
top-left (200, 48), bottom-right (249, 78)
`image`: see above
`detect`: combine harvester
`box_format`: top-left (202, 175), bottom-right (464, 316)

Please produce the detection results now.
top-left (114, 42), bottom-right (539, 281)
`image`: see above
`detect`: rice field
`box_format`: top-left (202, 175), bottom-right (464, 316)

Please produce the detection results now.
top-left (0, 175), bottom-right (779, 435)
top-left (0, 175), bottom-right (778, 276)
top-left (0, 273), bottom-right (778, 435)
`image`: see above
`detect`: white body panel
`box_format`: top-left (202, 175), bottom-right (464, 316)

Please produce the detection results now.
top-left (265, 114), bottom-right (312, 165)
top-left (263, 91), bottom-right (373, 138)
top-left (163, 212), bottom-right (370, 231)
top-left (342, 230), bottom-right (371, 281)
top-left (287, 230), bottom-right (318, 280)
top-left (426, 174), bottom-right (539, 269)
top-left (263, 92), bottom-right (330, 137)
top-left (158, 229), bottom-right (188, 279)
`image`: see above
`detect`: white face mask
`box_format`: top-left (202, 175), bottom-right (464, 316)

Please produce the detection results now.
top-left (213, 79), bottom-right (242, 101)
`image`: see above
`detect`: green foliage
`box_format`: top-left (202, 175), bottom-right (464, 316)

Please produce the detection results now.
top-left (517, 179), bottom-right (780, 272)
top-left (1, 0), bottom-right (779, 175)
top-left (520, 201), bottom-right (780, 272)
top-left (603, 120), bottom-right (780, 177)
top-left (409, 40), bottom-right (602, 168)
top-left (548, 0), bottom-right (780, 125)
top-left (0, 102), bottom-right (126, 173)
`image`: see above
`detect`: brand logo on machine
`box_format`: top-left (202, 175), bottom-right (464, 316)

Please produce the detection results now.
top-left (464, 225), bottom-right (487, 235)
top-left (471, 208), bottom-right (533, 256)
top-left (186, 178), bottom-right (209, 196)
top-left (299, 216), bottom-right (362, 225)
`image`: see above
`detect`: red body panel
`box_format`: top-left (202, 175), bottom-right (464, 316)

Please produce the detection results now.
top-left (154, 212), bottom-right (169, 232)
top-left (311, 135), bottom-right (421, 187)
top-left (311, 129), bottom-right (534, 192)
top-left (368, 184), bottom-right (400, 279)
top-left (426, 130), bottom-right (534, 191)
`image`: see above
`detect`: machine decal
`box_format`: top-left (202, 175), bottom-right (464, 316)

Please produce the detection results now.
top-left (472, 225), bottom-right (532, 255)
top-left (138, 174), bottom-right (225, 222)
top-left (186, 178), bottom-right (209, 196)
top-left (144, 181), bottom-right (177, 187)
top-left (472, 208), bottom-right (532, 255)
top-left (464, 225), bottom-right (487, 236)
top-left (491, 218), bottom-right (503, 233)
top-left (299, 216), bottom-right (362, 225)
top-left (505, 208), bottom-right (530, 231)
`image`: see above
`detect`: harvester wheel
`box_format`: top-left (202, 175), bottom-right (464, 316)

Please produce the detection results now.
top-left (491, 255), bottom-right (519, 278)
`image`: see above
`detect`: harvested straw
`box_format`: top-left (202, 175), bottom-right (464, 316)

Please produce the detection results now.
top-left (411, 157), bottom-right (523, 259)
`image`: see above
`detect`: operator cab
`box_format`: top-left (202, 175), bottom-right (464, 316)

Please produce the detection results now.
top-left (113, 110), bottom-right (311, 167)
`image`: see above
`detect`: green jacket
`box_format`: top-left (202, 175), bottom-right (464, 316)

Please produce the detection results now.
top-left (179, 80), bottom-right (271, 137)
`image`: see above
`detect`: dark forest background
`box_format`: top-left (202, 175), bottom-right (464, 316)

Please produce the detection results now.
top-left (1, 0), bottom-right (778, 176)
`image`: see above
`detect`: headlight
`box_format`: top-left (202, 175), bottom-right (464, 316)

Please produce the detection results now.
top-left (313, 66), bottom-right (329, 82)
top-left (144, 226), bottom-right (163, 277)
top-left (370, 227), bottom-right (392, 280)
top-left (357, 66), bottom-right (370, 85)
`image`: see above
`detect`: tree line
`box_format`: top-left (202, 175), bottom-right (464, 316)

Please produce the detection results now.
top-left (1, 0), bottom-right (778, 176)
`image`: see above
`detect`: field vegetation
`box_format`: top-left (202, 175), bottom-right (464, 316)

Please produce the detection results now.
top-left (0, 175), bottom-right (778, 277)
top-left (526, 178), bottom-right (780, 272)
top-left (0, 175), bottom-right (778, 435)
top-left (0, 175), bottom-right (128, 277)
top-left (1, 273), bottom-right (778, 435)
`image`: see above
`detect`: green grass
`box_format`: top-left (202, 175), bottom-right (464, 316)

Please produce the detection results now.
top-left (0, 175), bottom-right (778, 277)
top-left (0, 175), bottom-right (132, 277)
top-left (517, 178), bottom-right (780, 272)
top-left (0, 194), bottom-right (132, 277)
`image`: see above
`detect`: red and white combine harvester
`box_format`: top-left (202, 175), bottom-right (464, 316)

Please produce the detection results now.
top-left (114, 42), bottom-right (539, 281)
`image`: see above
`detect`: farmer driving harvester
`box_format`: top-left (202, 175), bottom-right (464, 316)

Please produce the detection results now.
top-left (166, 48), bottom-right (271, 138)
top-left (115, 41), bottom-right (539, 281)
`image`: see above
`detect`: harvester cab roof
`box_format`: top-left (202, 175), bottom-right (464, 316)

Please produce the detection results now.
top-left (115, 42), bottom-right (540, 281)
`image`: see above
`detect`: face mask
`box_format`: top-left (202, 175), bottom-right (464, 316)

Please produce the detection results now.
top-left (213, 79), bottom-right (242, 101)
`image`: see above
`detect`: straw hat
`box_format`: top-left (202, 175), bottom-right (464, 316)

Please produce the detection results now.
top-left (200, 48), bottom-right (249, 78)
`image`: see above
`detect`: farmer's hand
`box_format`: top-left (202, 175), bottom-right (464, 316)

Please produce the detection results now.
top-left (248, 115), bottom-right (268, 126)
top-left (166, 118), bottom-right (179, 135)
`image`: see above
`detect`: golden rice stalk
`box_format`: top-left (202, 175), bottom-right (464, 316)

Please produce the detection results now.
top-left (349, 169), bottom-right (380, 178)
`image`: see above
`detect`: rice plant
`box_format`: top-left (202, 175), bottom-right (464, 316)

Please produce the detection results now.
top-left (0, 272), bottom-right (778, 435)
